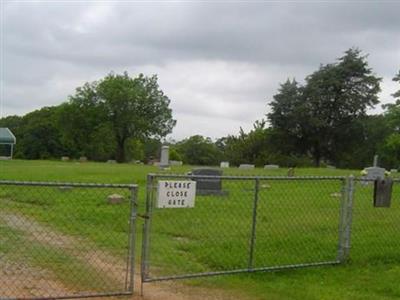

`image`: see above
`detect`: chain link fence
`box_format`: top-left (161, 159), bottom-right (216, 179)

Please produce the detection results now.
top-left (0, 180), bottom-right (138, 299)
top-left (3, 174), bottom-right (400, 297)
top-left (351, 178), bottom-right (400, 265)
top-left (141, 174), bottom-right (347, 282)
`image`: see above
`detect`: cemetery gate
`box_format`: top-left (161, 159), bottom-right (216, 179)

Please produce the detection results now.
top-left (0, 180), bottom-right (138, 300)
top-left (141, 174), bottom-right (351, 282)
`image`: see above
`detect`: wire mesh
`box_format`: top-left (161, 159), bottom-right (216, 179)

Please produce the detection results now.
top-left (0, 181), bottom-right (137, 299)
top-left (141, 175), bottom-right (345, 282)
top-left (351, 178), bottom-right (400, 265)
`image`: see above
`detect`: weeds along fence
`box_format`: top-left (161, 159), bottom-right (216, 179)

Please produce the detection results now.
top-left (0, 180), bottom-right (138, 300)
top-left (141, 174), bottom-right (400, 283)
top-left (141, 174), bottom-right (349, 282)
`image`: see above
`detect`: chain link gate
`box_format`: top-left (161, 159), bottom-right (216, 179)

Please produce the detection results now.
top-left (141, 174), bottom-right (348, 282)
top-left (0, 180), bottom-right (138, 299)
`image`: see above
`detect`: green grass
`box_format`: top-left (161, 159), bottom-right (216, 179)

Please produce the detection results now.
top-left (0, 221), bottom-right (123, 293)
top-left (1, 159), bottom-right (400, 299)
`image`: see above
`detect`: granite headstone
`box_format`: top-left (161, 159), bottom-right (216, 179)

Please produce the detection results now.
top-left (190, 168), bottom-right (224, 195)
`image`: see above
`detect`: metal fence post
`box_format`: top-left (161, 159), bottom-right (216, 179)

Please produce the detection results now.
top-left (141, 174), bottom-right (154, 287)
top-left (337, 178), bottom-right (348, 263)
top-left (127, 186), bottom-right (138, 293)
top-left (343, 175), bottom-right (355, 261)
top-left (337, 175), bottom-right (354, 263)
top-left (248, 177), bottom-right (260, 270)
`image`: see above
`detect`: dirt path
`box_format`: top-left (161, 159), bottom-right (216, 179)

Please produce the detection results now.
top-left (0, 212), bottom-right (244, 300)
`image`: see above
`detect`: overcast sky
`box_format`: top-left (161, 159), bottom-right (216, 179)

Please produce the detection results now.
top-left (1, 1), bottom-right (399, 140)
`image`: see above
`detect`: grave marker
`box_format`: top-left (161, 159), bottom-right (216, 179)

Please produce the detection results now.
top-left (190, 168), bottom-right (225, 195)
top-left (160, 146), bottom-right (170, 169)
top-left (239, 164), bottom-right (255, 169)
top-left (220, 161), bottom-right (230, 168)
top-left (264, 164), bottom-right (279, 169)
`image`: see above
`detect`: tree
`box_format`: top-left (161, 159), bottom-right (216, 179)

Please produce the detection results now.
top-left (65, 72), bottom-right (176, 162)
top-left (380, 133), bottom-right (400, 168)
top-left (16, 107), bottom-right (65, 159)
top-left (268, 48), bottom-right (381, 166)
top-left (393, 70), bottom-right (400, 101)
top-left (175, 135), bottom-right (222, 166)
top-left (267, 79), bottom-right (307, 157)
top-left (378, 70), bottom-right (400, 168)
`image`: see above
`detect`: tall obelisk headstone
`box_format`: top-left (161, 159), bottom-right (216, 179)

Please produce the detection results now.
top-left (160, 145), bottom-right (170, 169)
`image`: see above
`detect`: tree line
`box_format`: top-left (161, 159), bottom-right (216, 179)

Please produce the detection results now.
top-left (1, 48), bottom-right (399, 169)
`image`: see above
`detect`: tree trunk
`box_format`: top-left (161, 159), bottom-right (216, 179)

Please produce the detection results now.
top-left (313, 142), bottom-right (321, 167)
top-left (116, 139), bottom-right (126, 163)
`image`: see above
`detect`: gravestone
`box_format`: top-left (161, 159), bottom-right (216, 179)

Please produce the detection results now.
top-left (170, 160), bottom-right (183, 166)
top-left (190, 168), bottom-right (224, 195)
top-left (61, 156), bottom-right (70, 162)
top-left (326, 165), bottom-right (336, 169)
top-left (374, 178), bottom-right (393, 207)
top-left (365, 166), bottom-right (385, 180)
top-left (390, 169), bottom-right (398, 173)
top-left (239, 164), bottom-right (255, 169)
top-left (107, 160), bottom-right (117, 164)
top-left (361, 155), bottom-right (386, 185)
top-left (160, 146), bottom-right (170, 169)
top-left (107, 193), bottom-right (124, 204)
top-left (264, 164), bottom-right (279, 169)
top-left (220, 161), bottom-right (230, 168)
top-left (79, 156), bottom-right (87, 162)
top-left (373, 154), bottom-right (379, 167)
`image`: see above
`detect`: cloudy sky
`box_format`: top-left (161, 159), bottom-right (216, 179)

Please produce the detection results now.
top-left (1, 1), bottom-right (399, 140)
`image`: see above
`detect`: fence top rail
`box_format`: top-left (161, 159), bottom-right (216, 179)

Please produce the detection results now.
top-left (148, 173), bottom-right (346, 180)
top-left (0, 180), bottom-right (138, 189)
top-left (354, 177), bottom-right (400, 183)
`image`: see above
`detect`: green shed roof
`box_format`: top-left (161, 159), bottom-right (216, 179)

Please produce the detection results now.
top-left (0, 128), bottom-right (16, 144)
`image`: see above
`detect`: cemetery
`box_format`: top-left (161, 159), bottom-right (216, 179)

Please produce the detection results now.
top-left (1, 154), bottom-right (400, 299)
top-left (0, 5), bottom-right (399, 298)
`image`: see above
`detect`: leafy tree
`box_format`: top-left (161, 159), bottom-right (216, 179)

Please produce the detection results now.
top-left (377, 70), bottom-right (400, 168)
top-left (64, 72), bottom-right (176, 162)
top-left (380, 133), bottom-right (400, 168)
top-left (336, 115), bottom-right (391, 169)
top-left (268, 48), bottom-right (381, 166)
top-left (267, 79), bottom-right (306, 157)
top-left (169, 148), bottom-right (183, 161)
top-left (393, 70), bottom-right (400, 101)
top-left (175, 135), bottom-right (222, 166)
top-left (218, 122), bottom-right (312, 167)
top-left (17, 107), bottom-right (64, 159)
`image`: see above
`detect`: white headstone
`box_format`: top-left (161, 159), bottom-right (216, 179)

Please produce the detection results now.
top-left (264, 164), bottom-right (279, 169)
top-left (107, 193), bottom-right (124, 204)
top-left (239, 164), bottom-right (255, 169)
top-left (365, 166), bottom-right (385, 180)
top-left (160, 146), bottom-right (170, 168)
top-left (220, 161), bottom-right (230, 168)
top-left (170, 160), bottom-right (183, 166)
top-left (373, 155), bottom-right (379, 167)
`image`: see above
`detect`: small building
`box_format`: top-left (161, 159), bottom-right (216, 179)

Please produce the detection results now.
top-left (0, 128), bottom-right (16, 159)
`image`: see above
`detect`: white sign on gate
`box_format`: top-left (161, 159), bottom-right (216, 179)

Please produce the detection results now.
top-left (157, 181), bottom-right (196, 208)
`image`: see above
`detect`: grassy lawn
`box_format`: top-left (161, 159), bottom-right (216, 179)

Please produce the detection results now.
top-left (1, 159), bottom-right (400, 299)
